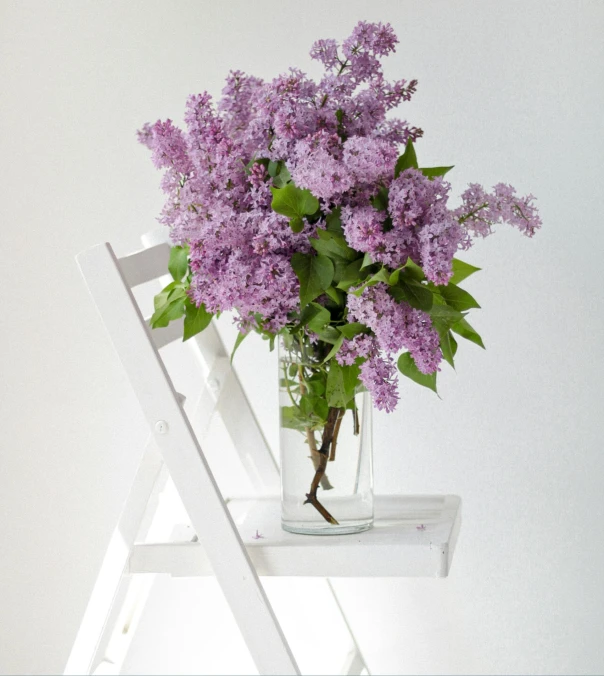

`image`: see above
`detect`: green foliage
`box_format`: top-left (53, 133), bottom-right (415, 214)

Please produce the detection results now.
top-left (435, 282), bottom-right (481, 312)
top-left (230, 331), bottom-right (248, 363)
top-left (291, 252), bottom-right (335, 307)
top-left (370, 185), bottom-right (389, 211)
top-left (326, 361), bottom-right (360, 408)
top-left (281, 405), bottom-right (325, 433)
top-left (338, 322), bottom-right (369, 339)
top-left (394, 139), bottom-right (419, 178)
top-left (325, 207), bottom-right (343, 234)
top-left (299, 302), bottom-right (331, 333)
top-left (270, 183), bottom-right (319, 232)
top-left (183, 297), bottom-right (213, 341)
top-left (451, 317), bottom-right (485, 348)
top-left (360, 252), bottom-right (373, 269)
top-left (428, 301), bottom-right (466, 324)
top-left (168, 246), bottom-right (189, 282)
top-left (350, 266), bottom-right (391, 296)
top-left (438, 328), bottom-right (458, 369)
top-left (449, 258), bottom-right (481, 285)
top-left (336, 259), bottom-right (366, 290)
top-left (389, 277), bottom-right (433, 312)
top-left (420, 166), bottom-right (454, 180)
top-left (150, 282), bottom-right (187, 328)
top-left (310, 229), bottom-right (358, 261)
top-left (397, 352), bottom-right (438, 394)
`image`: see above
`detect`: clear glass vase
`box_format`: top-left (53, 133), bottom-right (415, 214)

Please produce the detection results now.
top-left (278, 334), bottom-right (373, 535)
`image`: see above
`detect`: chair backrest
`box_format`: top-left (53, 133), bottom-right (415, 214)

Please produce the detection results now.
top-left (76, 238), bottom-right (298, 675)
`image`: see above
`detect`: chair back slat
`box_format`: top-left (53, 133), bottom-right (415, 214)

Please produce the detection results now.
top-left (147, 315), bottom-right (184, 350)
top-left (118, 243), bottom-right (170, 288)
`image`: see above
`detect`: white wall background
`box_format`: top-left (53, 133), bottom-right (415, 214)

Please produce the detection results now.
top-left (1, 1), bottom-right (603, 674)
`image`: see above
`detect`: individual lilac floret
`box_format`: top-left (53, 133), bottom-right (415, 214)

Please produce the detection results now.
top-left (347, 284), bottom-right (441, 375)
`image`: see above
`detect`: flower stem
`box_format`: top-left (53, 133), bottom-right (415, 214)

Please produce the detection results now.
top-left (297, 364), bottom-right (333, 491)
top-left (304, 406), bottom-right (342, 524)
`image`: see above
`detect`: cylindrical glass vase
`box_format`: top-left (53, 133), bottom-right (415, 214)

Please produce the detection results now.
top-left (279, 334), bottom-right (373, 535)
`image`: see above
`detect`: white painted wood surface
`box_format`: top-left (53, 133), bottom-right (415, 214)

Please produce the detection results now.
top-left (128, 495), bottom-right (461, 578)
top-left (76, 243), bottom-right (299, 675)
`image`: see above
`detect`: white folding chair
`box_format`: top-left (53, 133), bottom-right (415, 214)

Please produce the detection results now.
top-left (68, 230), bottom-right (462, 675)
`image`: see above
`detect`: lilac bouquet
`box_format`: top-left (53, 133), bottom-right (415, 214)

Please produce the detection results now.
top-left (139, 21), bottom-right (540, 525)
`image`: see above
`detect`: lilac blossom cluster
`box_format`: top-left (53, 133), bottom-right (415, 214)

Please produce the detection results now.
top-left (138, 21), bottom-right (422, 338)
top-left (139, 20), bottom-right (541, 412)
top-left (335, 284), bottom-right (441, 411)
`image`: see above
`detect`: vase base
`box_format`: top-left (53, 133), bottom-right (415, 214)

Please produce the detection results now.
top-left (281, 520), bottom-right (373, 536)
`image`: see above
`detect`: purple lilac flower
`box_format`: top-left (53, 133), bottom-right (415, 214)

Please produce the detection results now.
top-left (360, 352), bottom-right (399, 412)
top-left (335, 333), bottom-right (399, 412)
top-left (347, 284), bottom-right (441, 374)
top-left (454, 182), bottom-right (542, 244)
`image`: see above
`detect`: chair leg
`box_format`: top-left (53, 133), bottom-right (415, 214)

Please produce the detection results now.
top-left (326, 579), bottom-right (370, 676)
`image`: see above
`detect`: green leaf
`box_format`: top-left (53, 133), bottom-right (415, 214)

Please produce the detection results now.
top-left (149, 298), bottom-right (186, 328)
top-left (291, 253), bottom-right (335, 307)
top-left (183, 297), bottom-right (213, 340)
top-left (437, 282), bottom-right (481, 312)
top-left (326, 361), bottom-right (360, 408)
top-left (451, 318), bottom-right (485, 349)
top-left (439, 330), bottom-right (458, 369)
top-left (397, 352), bottom-right (438, 394)
top-left (168, 246), bottom-right (188, 282)
top-left (351, 267), bottom-right (391, 296)
top-left (322, 333), bottom-right (345, 363)
top-left (305, 302), bottom-right (331, 333)
top-left (324, 286), bottom-right (344, 305)
top-left (314, 325), bottom-right (341, 344)
top-left (272, 164), bottom-right (291, 188)
top-left (338, 322), bottom-right (369, 339)
top-left (289, 216), bottom-right (304, 233)
top-left (401, 257), bottom-right (425, 282)
top-left (153, 281), bottom-right (183, 311)
top-left (230, 331), bottom-right (247, 363)
top-left (369, 185), bottom-right (389, 211)
top-left (325, 207), bottom-right (343, 234)
top-left (313, 397), bottom-right (329, 421)
top-left (360, 252), bottom-right (373, 269)
top-left (270, 183), bottom-right (319, 227)
top-left (336, 258), bottom-right (365, 290)
top-left (310, 229), bottom-right (358, 261)
top-left (420, 166), bottom-right (454, 180)
top-left (307, 376), bottom-right (326, 397)
top-left (389, 278), bottom-right (433, 312)
top-left (450, 258), bottom-right (481, 285)
top-left (428, 302), bottom-right (466, 324)
top-left (281, 405), bottom-right (321, 433)
top-left (267, 160), bottom-right (280, 177)
top-left (394, 139), bottom-right (419, 178)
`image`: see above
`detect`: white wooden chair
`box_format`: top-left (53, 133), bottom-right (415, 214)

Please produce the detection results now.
top-left (68, 230), bottom-right (462, 675)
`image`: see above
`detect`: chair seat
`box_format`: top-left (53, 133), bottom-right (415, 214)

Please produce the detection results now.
top-left (129, 494), bottom-right (461, 578)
